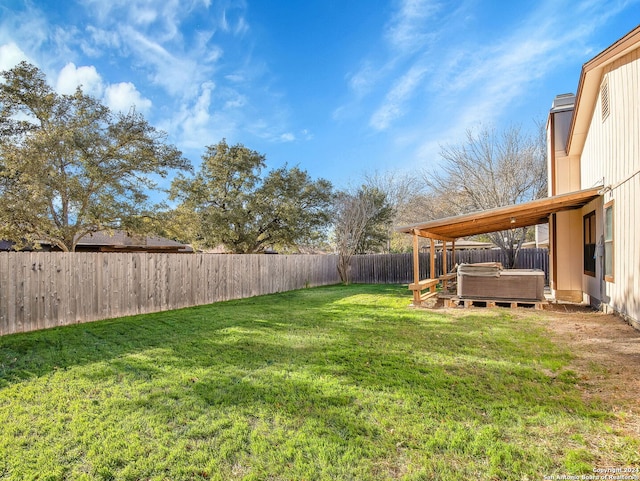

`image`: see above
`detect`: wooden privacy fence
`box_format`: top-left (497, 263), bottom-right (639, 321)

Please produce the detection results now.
top-left (0, 249), bottom-right (549, 336)
top-left (0, 252), bottom-right (340, 336)
top-left (349, 249), bottom-right (549, 285)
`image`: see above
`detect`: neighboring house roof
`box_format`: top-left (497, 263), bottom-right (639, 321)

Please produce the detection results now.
top-left (424, 240), bottom-right (495, 250)
top-left (75, 231), bottom-right (193, 253)
top-left (0, 240), bottom-right (17, 251)
top-left (1, 231), bottom-right (193, 253)
top-left (568, 25), bottom-right (640, 157)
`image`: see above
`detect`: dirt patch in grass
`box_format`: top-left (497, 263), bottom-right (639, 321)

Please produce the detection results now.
top-left (411, 296), bottom-right (639, 426)
top-left (523, 304), bottom-right (640, 438)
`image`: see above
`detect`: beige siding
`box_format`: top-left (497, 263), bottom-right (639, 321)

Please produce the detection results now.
top-left (547, 101), bottom-right (585, 301)
top-left (555, 113), bottom-right (582, 194)
top-left (553, 209), bottom-right (584, 301)
top-left (580, 49), bottom-right (640, 325)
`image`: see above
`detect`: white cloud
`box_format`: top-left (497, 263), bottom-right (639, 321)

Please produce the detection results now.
top-left (370, 64), bottom-right (428, 130)
top-left (119, 27), bottom-right (203, 98)
top-left (385, 0), bottom-right (441, 54)
top-left (347, 60), bottom-right (379, 97)
top-left (220, 7), bottom-right (249, 36)
top-left (224, 93), bottom-right (247, 109)
top-left (245, 117), bottom-right (298, 144)
top-left (77, 1), bottom-right (225, 100)
top-left (279, 132), bottom-right (295, 142)
top-left (130, 5), bottom-right (158, 26)
top-left (191, 81), bottom-right (215, 123)
top-left (234, 16), bottom-right (249, 36)
top-left (56, 62), bottom-right (104, 97)
top-left (104, 82), bottom-right (152, 114)
top-left (83, 26), bottom-right (122, 56)
top-left (406, 0), bottom-right (625, 169)
top-left (0, 43), bottom-right (29, 71)
top-left (225, 73), bottom-right (245, 83)
top-left (167, 81), bottom-right (239, 150)
top-left (335, 0), bottom-right (442, 129)
top-left (0, 6), bottom-right (49, 62)
top-left (55, 67), bottom-right (153, 115)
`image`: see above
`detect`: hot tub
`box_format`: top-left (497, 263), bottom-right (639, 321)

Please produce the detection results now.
top-left (457, 263), bottom-right (544, 301)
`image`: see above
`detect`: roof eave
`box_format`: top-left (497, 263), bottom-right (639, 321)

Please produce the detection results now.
top-left (567, 24), bottom-right (640, 157)
top-left (396, 186), bottom-right (602, 240)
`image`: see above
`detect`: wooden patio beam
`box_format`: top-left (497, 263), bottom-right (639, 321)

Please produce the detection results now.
top-left (413, 229), bottom-right (457, 242)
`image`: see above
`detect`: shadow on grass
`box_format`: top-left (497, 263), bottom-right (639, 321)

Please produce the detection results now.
top-left (75, 306), bottom-right (595, 427)
top-left (0, 285), bottom-right (359, 386)
top-left (1, 284), bottom-right (631, 480)
top-left (1, 283), bottom-right (582, 421)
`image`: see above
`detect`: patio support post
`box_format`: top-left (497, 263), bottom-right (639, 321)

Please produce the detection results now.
top-left (452, 240), bottom-right (456, 269)
top-left (429, 238), bottom-right (436, 294)
top-left (442, 240), bottom-right (447, 278)
top-left (412, 230), bottom-right (421, 305)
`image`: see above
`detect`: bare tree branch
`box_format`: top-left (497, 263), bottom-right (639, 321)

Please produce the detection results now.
top-left (422, 123), bottom-right (547, 267)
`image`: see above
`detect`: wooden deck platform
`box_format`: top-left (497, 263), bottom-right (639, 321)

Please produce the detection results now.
top-left (442, 296), bottom-right (547, 310)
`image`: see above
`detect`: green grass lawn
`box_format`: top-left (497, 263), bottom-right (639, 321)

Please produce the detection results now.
top-left (0, 284), bottom-right (638, 480)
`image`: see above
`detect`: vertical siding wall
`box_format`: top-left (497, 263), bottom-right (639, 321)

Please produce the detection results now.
top-left (0, 253), bottom-right (340, 336)
top-left (580, 49), bottom-right (640, 325)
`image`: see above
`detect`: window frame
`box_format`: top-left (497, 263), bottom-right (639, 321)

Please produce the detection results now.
top-left (604, 201), bottom-right (614, 282)
top-left (583, 210), bottom-right (596, 277)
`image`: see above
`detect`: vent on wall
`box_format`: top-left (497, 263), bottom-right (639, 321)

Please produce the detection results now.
top-left (601, 77), bottom-right (610, 121)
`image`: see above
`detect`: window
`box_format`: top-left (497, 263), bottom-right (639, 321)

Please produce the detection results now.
top-left (584, 211), bottom-right (596, 276)
top-left (604, 201), bottom-right (614, 282)
top-left (601, 77), bottom-right (610, 121)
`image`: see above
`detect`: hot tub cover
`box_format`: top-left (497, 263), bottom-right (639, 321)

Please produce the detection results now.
top-left (457, 262), bottom-right (503, 277)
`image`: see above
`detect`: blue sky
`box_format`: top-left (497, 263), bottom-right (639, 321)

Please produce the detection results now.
top-left (1, 0), bottom-right (639, 190)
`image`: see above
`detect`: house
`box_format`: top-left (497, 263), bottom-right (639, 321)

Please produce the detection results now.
top-left (547, 25), bottom-right (640, 328)
top-left (397, 25), bottom-right (640, 329)
top-left (439, 240), bottom-right (496, 250)
top-left (0, 230), bottom-right (193, 253)
top-left (521, 224), bottom-right (549, 249)
top-left (74, 231), bottom-right (194, 253)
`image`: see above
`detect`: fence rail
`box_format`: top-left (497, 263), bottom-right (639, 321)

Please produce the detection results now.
top-left (0, 252), bottom-right (340, 336)
top-left (0, 249), bottom-right (549, 336)
top-left (349, 249), bottom-right (549, 285)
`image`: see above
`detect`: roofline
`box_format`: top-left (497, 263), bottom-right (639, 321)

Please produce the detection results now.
top-left (396, 186), bottom-right (602, 240)
top-left (566, 24), bottom-right (640, 157)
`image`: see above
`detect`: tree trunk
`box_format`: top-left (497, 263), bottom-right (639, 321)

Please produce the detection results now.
top-left (337, 254), bottom-right (351, 284)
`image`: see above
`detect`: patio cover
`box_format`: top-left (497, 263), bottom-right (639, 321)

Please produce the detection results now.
top-left (396, 186), bottom-right (602, 240)
top-left (397, 186), bottom-right (602, 306)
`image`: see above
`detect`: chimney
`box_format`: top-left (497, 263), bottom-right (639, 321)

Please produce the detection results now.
top-left (551, 93), bottom-right (575, 113)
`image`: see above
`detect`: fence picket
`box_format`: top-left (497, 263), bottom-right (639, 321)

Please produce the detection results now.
top-left (0, 249), bottom-right (549, 336)
top-left (349, 249), bottom-right (549, 285)
top-left (0, 252), bottom-right (342, 336)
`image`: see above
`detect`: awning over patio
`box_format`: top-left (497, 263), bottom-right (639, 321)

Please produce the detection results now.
top-left (396, 186), bottom-right (602, 240)
top-left (396, 186), bottom-right (602, 306)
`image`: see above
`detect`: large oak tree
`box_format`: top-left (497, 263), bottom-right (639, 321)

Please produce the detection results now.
top-left (0, 62), bottom-right (190, 251)
top-left (169, 139), bottom-right (333, 253)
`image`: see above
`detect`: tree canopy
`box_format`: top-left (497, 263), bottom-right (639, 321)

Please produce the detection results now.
top-left (0, 62), bottom-right (190, 251)
top-left (332, 185), bottom-right (394, 283)
top-left (363, 171), bottom-right (428, 253)
top-left (424, 124), bottom-right (547, 266)
top-left (169, 139), bottom-right (333, 253)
